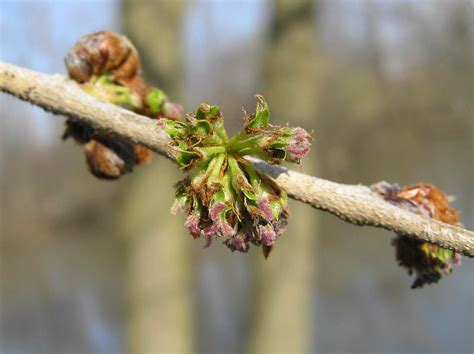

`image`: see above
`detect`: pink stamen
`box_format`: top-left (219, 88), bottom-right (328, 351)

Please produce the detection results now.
top-left (259, 225), bottom-right (277, 247)
top-left (258, 197), bottom-right (274, 221)
top-left (185, 212), bottom-right (201, 236)
top-left (209, 202), bottom-right (226, 221)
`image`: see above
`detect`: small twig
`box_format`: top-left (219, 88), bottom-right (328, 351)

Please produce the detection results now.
top-left (1, 61), bottom-right (473, 257)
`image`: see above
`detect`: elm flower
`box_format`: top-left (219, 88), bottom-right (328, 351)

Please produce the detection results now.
top-left (225, 232), bottom-right (249, 253)
top-left (164, 96), bottom-right (308, 257)
top-left (185, 210), bottom-right (202, 238)
top-left (286, 127), bottom-right (312, 162)
top-left (259, 224), bottom-right (277, 247)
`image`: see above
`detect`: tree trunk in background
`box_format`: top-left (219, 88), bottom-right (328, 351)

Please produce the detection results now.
top-left (121, 163), bottom-right (194, 353)
top-left (247, 1), bottom-right (321, 352)
top-left (121, 1), bottom-right (195, 352)
top-left (180, 2), bottom-right (268, 352)
top-left (122, 0), bottom-right (186, 95)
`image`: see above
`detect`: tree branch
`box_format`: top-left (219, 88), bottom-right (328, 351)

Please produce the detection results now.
top-left (1, 61), bottom-right (473, 257)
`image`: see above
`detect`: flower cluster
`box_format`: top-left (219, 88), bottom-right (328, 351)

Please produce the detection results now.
top-left (161, 96), bottom-right (311, 257)
top-left (62, 31), bottom-right (312, 256)
top-left (372, 182), bottom-right (461, 288)
top-left (62, 31), bottom-right (182, 179)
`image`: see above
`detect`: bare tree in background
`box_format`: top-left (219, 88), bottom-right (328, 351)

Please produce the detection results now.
top-left (122, 1), bottom-right (195, 352)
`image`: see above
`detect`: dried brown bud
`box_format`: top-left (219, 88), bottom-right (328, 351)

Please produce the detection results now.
top-left (372, 182), bottom-right (460, 225)
top-left (65, 31), bottom-right (141, 83)
top-left (397, 183), bottom-right (459, 225)
top-left (83, 136), bottom-right (136, 179)
top-left (133, 144), bottom-right (153, 165)
top-left (372, 181), bottom-right (462, 288)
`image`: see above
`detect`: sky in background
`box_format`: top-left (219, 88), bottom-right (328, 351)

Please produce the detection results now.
top-left (1, 2), bottom-right (121, 351)
top-left (0, 0), bottom-right (121, 146)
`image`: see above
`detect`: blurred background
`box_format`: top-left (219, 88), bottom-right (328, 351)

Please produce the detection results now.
top-left (1, 0), bottom-right (473, 353)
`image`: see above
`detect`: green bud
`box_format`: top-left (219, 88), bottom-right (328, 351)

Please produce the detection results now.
top-left (146, 88), bottom-right (168, 114)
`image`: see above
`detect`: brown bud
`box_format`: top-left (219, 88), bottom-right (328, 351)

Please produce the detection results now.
top-left (133, 144), bottom-right (153, 165)
top-left (372, 181), bottom-right (462, 288)
top-left (123, 76), bottom-right (149, 100)
top-left (83, 136), bottom-right (136, 179)
top-left (397, 183), bottom-right (459, 225)
top-left (65, 31), bottom-right (141, 83)
top-left (372, 182), bottom-right (460, 226)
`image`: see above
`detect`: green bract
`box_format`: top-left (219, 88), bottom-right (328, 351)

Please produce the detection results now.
top-left (161, 95), bottom-right (311, 257)
top-left (82, 74), bottom-right (143, 111)
top-left (146, 88), bottom-right (168, 114)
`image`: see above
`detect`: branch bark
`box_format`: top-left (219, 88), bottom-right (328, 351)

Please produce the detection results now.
top-left (1, 61), bottom-right (473, 257)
